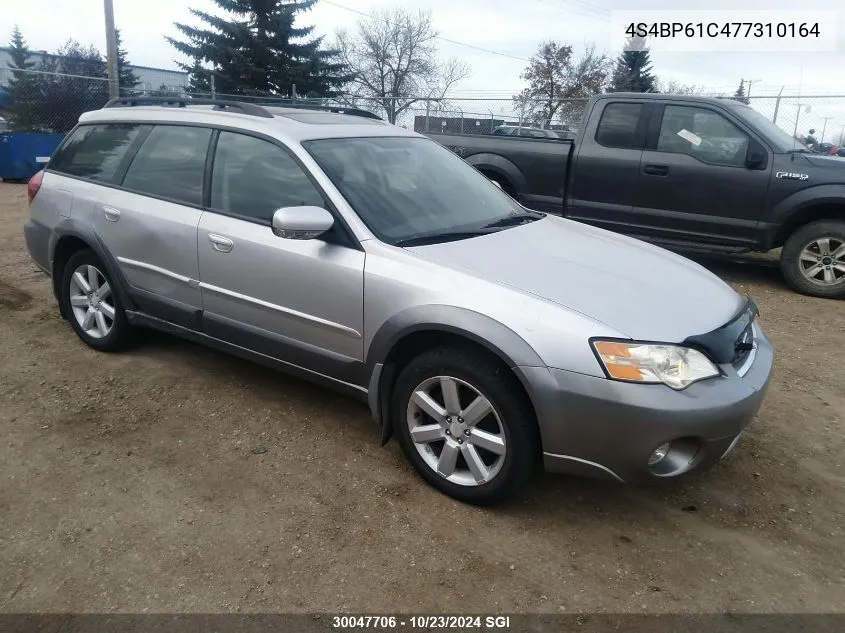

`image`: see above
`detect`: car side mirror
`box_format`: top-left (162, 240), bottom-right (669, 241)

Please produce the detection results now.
top-left (271, 206), bottom-right (334, 240)
top-left (745, 141), bottom-right (767, 169)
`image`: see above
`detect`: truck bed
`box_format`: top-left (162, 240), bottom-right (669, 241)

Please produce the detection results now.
top-left (426, 132), bottom-right (573, 214)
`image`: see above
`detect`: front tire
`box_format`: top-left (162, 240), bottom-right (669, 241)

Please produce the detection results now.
top-left (392, 347), bottom-right (539, 505)
top-left (781, 221), bottom-right (845, 299)
top-left (60, 250), bottom-right (133, 351)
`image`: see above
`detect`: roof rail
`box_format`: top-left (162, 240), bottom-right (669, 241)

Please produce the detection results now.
top-left (267, 103), bottom-right (382, 121)
top-left (103, 96), bottom-right (274, 118)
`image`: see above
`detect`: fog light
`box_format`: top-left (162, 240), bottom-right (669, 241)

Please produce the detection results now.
top-left (648, 442), bottom-right (671, 466)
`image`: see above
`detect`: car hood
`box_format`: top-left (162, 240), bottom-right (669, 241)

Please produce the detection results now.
top-left (803, 154), bottom-right (845, 170)
top-left (407, 216), bottom-right (744, 342)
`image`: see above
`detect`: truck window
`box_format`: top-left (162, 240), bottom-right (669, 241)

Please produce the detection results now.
top-left (657, 106), bottom-right (749, 167)
top-left (595, 103), bottom-right (643, 149)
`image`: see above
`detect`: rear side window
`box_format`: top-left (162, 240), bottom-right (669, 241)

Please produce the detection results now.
top-left (595, 103), bottom-right (643, 149)
top-left (210, 131), bottom-right (325, 223)
top-left (49, 124), bottom-right (143, 182)
top-left (122, 125), bottom-right (211, 206)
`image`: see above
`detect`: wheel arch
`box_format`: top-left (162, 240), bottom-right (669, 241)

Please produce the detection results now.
top-left (766, 186), bottom-right (845, 249)
top-left (365, 306), bottom-right (544, 444)
top-left (51, 226), bottom-right (134, 318)
top-left (464, 153), bottom-right (526, 198)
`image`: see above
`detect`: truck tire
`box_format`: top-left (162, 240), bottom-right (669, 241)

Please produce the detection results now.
top-left (780, 220), bottom-right (845, 299)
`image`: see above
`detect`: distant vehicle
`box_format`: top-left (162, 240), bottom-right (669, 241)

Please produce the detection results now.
top-left (428, 92), bottom-right (845, 298)
top-left (24, 96), bottom-right (772, 504)
top-left (492, 125), bottom-right (573, 140)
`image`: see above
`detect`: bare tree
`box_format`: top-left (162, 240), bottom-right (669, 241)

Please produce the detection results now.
top-left (514, 41), bottom-right (609, 129)
top-left (655, 78), bottom-right (705, 95)
top-left (336, 8), bottom-right (470, 124)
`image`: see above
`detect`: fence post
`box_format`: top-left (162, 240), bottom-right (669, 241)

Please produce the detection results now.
top-left (425, 98), bottom-right (431, 133)
top-left (210, 75), bottom-right (216, 99)
top-left (772, 86), bottom-right (784, 124)
top-left (518, 99), bottom-right (525, 132)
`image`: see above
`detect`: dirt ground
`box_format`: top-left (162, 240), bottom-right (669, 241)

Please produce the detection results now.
top-left (0, 181), bottom-right (843, 615)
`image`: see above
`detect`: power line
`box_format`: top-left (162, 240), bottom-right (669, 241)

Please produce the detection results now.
top-left (321, 0), bottom-right (531, 63)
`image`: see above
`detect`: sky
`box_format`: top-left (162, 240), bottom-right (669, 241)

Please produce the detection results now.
top-left (4, 0), bottom-right (845, 138)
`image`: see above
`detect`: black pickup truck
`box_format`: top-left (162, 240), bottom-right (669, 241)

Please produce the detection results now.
top-left (428, 93), bottom-right (845, 299)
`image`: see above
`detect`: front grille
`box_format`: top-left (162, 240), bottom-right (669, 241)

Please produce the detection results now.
top-left (731, 322), bottom-right (757, 376)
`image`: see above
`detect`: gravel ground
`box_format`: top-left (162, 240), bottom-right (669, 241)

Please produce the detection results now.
top-left (1, 181), bottom-right (843, 614)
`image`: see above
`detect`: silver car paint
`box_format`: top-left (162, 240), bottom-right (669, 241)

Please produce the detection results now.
top-left (197, 210), bottom-right (365, 361)
top-left (404, 214), bottom-right (745, 344)
top-left (24, 104), bottom-right (774, 485)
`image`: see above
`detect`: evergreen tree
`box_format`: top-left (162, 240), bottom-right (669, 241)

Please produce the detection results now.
top-left (733, 80), bottom-right (749, 104)
top-left (186, 59), bottom-right (212, 94)
top-left (5, 26), bottom-right (43, 131)
top-left (115, 30), bottom-right (140, 93)
top-left (166, 0), bottom-right (350, 96)
top-left (37, 40), bottom-right (109, 132)
top-left (608, 37), bottom-right (656, 93)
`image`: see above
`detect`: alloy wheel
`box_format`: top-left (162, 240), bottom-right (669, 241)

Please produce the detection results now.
top-left (799, 237), bottom-right (845, 286)
top-left (406, 375), bottom-right (507, 487)
top-left (68, 264), bottom-right (115, 339)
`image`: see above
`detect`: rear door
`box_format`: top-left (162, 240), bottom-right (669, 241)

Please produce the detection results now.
top-left (95, 124), bottom-right (212, 325)
top-left (196, 130), bottom-right (365, 382)
top-left (566, 100), bottom-right (650, 229)
top-left (631, 103), bottom-right (771, 246)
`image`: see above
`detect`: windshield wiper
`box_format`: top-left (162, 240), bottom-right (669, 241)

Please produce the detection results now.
top-left (393, 230), bottom-right (490, 247)
top-left (482, 212), bottom-right (542, 229)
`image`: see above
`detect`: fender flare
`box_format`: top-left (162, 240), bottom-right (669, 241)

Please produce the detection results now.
top-left (464, 153), bottom-right (527, 195)
top-left (764, 184), bottom-right (845, 247)
top-left (365, 305), bottom-right (545, 441)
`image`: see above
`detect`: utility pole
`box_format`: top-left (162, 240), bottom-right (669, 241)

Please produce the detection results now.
top-left (103, 0), bottom-right (119, 98)
top-left (820, 116), bottom-right (833, 142)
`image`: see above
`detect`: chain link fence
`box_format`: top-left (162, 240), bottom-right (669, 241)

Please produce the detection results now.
top-left (3, 66), bottom-right (845, 146)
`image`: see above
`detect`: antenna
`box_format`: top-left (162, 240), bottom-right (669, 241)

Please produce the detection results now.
top-left (791, 65), bottom-right (804, 162)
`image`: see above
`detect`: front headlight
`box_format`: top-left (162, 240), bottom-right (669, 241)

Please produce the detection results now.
top-left (591, 340), bottom-right (720, 390)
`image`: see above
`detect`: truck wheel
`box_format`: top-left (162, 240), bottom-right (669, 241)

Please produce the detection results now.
top-left (780, 220), bottom-right (845, 298)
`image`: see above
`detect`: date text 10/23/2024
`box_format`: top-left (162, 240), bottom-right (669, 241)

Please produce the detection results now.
top-left (332, 615), bottom-right (512, 630)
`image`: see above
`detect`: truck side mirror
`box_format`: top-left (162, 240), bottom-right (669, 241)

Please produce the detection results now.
top-left (745, 140), bottom-right (767, 169)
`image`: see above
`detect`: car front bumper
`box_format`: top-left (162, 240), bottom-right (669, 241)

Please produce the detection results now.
top-left (517, 326), bottom-right (774, 483)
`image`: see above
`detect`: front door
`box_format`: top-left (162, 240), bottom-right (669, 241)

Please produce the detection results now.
top-left (197, 131), bottom-right (365, 384)
top-left (632, 104), bottom-right (771, 246)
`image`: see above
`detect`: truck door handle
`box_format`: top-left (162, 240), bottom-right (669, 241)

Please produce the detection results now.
top-left (644, 164), bottom-right (670, 176)
top-left (103, 206), bottom-right (121, 222)
top-left (208, 234), bottom-right (234, 253)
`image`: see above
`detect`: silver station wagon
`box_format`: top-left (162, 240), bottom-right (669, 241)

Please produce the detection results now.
top-left (24, 98), bottom-right (773, 504)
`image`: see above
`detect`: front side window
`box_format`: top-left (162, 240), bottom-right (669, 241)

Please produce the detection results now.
top-left (657, 106), bottom-right (750, 166)
top-left (49, 124), bottom-right (143, 181)
top-left (210, 132), bottom-right (324, 222)
top-left (305, 136), bottom-right (527, 244)
top-left (122, 125), bottom-right (211, 205)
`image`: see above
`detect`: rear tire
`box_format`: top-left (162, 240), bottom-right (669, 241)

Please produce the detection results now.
top-left (60, 249), bottom-right (134, 351)
top-left (392, 347), bottom-right (539, 505)
top-left (780, 221), bottom-right (845, 299)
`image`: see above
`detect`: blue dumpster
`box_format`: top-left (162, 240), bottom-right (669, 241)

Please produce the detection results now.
top-left (0, 132), bottom-right (65, 181)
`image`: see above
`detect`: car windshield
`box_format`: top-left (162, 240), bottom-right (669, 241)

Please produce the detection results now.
top-left (733, 104), bottom-right (807, 153)
top-left (304, 136), bottom-right (528, 244)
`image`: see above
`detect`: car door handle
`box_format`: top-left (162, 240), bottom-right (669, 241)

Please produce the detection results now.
top-left (208, 234), bottom-right (234, 253)
top-left (643, 164), bottom-right (670, 176)
top-left (103, 206), bottom-right (121, 222)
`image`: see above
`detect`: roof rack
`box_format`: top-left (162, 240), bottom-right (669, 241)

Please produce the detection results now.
top-left (104, 96), bottom-right (274, 118)
top-left (267, 103), bottom-right (383, 121)
top-left (103, 96), bottom-right (382, 121)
